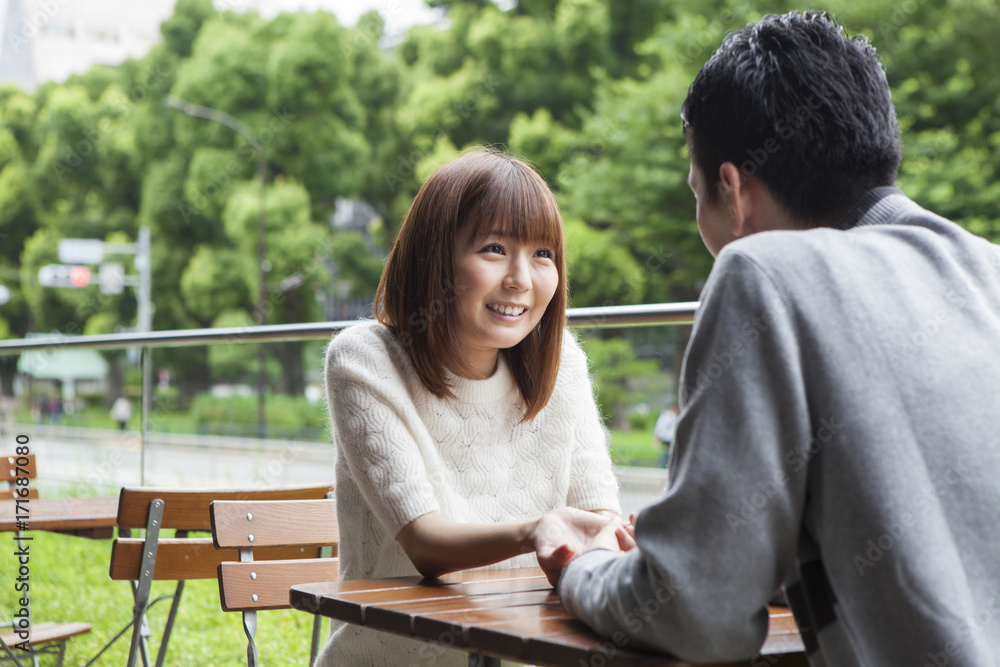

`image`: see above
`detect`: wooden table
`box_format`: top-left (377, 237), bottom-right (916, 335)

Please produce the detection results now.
top-left (0, 496), bottom-right (119, 538)
top-left (291, 567), bottom-right (806, 667)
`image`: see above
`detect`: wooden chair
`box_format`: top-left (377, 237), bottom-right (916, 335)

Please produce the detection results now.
top-left (104, 483), bottom-right (333, 667)
top-left (3, 453), bottom-right (38, 500)
top-left (1, 453), bottom-right (91, 667)
top-left (210, 498), bottom-right (339, 667)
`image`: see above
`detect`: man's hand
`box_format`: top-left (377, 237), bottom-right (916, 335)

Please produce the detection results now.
top-left (532, 507), bottom-right (635, 586)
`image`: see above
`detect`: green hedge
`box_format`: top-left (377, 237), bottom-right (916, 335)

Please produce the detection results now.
top-left (189, 394), bottom-right (329, 440)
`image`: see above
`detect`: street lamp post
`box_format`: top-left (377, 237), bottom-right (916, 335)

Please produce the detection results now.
top-left (164, 96), bottom-right (269, 438)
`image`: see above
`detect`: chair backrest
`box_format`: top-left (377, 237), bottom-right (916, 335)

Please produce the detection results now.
top-left (106, 483), bottom-right (334, 667)
top-left (3, 452), bottom-right (39, 499)
top-left (209, 498), bottom-right (339, 666)
top-left (109, 483), bottom-right (335, 582)
top-left (211, 498), bottom-right (339, 611)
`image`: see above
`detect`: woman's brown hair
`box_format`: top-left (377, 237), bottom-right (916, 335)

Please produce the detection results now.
top-left (375, 148), bottom-right (566, 421)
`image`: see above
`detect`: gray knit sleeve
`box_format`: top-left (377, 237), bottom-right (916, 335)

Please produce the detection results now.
top-left (558, 249), bottom-right (810, 662)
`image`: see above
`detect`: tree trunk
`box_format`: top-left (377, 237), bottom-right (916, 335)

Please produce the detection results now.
top-left (0, 356), bottom-right (18, 397)
top-left (105, 353), bottom-right (124, 407)
top-left (178, 347), bottom-right (212, 407)
top-left (273, 341), bottom-right (304, 396)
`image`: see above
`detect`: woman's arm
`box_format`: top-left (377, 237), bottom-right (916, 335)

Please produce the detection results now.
top-left (395, 511), bottom-right (538, 579)
top-left (397, 508), bottom-right (627, 579)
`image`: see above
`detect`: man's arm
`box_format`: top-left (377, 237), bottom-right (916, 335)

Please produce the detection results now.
top-left (551, 250), bottom-right (813, 663)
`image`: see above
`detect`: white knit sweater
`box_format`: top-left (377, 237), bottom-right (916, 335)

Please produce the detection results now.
top-left (314, 321), bottom-right (620, 666)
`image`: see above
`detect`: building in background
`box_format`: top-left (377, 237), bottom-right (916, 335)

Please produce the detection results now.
top-left (0, 0), bottom-right (445, 92)
top-left (0, 0), bottom-right (176, 91)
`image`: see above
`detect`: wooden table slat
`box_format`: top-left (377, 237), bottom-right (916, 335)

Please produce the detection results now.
top-left (290, 568), bottom-right (807, 667)
top-left (0, 497), bottom-right (118, 537)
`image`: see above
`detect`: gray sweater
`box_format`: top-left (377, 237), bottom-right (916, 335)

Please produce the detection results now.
top-left (558, 188), bottom-right (1000, 665)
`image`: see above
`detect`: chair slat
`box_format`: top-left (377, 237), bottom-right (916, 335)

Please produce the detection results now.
top-left (3, 453), bottom-right (36, 480)
top-left (116, 483), bottom-right (333, 531)
top-left (211, 499), bottom-right (338, 549)
top-left (217, 558), bottom-right (340, 612)
top-left (109, 538), bottom-right (325, 581)
top-left (0, 621), bottom-right (91, 648)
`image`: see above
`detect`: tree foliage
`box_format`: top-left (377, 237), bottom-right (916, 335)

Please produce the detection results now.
top-left (1, 0), bottom-right (997, 400)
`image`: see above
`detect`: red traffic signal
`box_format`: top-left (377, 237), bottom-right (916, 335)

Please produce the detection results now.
top-left (70, 266), bottom-right (91, 287)
top-left (39, 264), bottom-right (94, 288)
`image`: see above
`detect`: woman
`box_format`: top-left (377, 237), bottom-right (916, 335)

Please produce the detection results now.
top-left (317, 149), bottom-right (622, 665)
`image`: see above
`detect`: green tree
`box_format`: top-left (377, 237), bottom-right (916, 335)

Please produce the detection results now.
top-left (579, 335), bottom-right (659, 427)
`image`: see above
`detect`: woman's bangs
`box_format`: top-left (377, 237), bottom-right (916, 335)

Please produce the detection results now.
top-left (470, 168), bottom-right (563, 250)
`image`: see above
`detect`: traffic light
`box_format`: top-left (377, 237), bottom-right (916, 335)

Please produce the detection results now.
top-left (38, 264), bottom-right (92, 288)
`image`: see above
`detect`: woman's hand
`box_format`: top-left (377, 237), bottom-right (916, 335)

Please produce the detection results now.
top-left (532, 507), bottom-right (635, 586)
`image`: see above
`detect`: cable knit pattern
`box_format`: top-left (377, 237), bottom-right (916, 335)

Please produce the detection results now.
top-left (314, 321), bottom-right (620, 666)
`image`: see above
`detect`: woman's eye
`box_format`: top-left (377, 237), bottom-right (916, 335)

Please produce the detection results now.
top-left (480, 243), bottom-right (505, 254)
top-left (535, 248), bottom-right (554, 259)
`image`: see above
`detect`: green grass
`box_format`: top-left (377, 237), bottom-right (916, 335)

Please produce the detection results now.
top-left (1, 532), bottom-right (316, 666)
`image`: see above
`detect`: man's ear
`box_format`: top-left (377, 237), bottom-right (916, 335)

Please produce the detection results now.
top-left (717, 162), bottom-right (752, 238)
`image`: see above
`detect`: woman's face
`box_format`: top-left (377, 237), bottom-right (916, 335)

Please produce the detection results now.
top-left (451, 223), bottom-right (560, 378)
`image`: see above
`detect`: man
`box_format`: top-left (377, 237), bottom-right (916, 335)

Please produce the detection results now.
top-left (537, 11), bottom-right (1000, 666)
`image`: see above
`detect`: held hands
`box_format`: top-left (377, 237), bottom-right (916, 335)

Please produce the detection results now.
top-left (532, 508), bottom-right (636, 587)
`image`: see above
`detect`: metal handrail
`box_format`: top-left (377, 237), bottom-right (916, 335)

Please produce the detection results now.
top-left (0, 302), bottom-right (700, 354)
top-left (3, 301), bottom-right (699, 486)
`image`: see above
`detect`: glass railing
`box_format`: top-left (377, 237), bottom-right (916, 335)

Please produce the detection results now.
top-left (0, 302), bottom-right (698, 512)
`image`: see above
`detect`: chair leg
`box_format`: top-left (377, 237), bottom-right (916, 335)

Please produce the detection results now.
top-left (155, 581), bottom-right (185, 667)
top-left (309, 615), bottom-right (322, 665)
top-left (242, 611), bottom-right (258, 667)
top-left (0, 634), bottom-right (25, 667)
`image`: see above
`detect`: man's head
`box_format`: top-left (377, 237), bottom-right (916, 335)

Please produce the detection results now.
top-left (682, 11), bottom-right (901, 234)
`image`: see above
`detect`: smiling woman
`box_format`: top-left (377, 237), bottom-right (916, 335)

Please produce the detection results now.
top-left (318, 148), bottom-right (625, 666)
top-left (378, 149), bottom-right (567, 417)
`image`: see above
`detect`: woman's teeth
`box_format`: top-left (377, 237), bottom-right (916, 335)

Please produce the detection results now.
top-left (488, 304), bottom-right (526, 316)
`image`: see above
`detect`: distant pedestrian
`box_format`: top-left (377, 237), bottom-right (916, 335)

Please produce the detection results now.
top-left (48, 396), bottom-right (62, 425)
top-left (653, 403), bottom-right (678, 467)
top-left (111, 396), bottom-right (131, 430)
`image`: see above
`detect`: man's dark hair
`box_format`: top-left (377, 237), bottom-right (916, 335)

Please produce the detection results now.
top-left (681, 11), bottom-right (901, 226)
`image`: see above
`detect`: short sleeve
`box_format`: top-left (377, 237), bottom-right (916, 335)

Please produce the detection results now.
top-left (325, 324), bottom-right (440, 536)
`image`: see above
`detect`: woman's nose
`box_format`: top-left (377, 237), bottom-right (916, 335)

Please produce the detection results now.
top-left (503, 253), bottom-right (531, 290)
